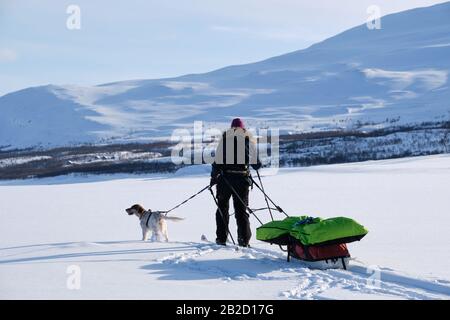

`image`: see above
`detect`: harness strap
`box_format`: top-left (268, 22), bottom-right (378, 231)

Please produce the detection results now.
top-left (223, 170), bottom-right (249, 175)
top-left (144, 210), bottom-right (166, 227)
top-left (145, 211), bottom-right (153, 227)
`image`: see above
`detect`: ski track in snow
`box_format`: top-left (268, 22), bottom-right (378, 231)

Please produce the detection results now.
top-left (156, 241), bottom-right (450, 300)
top-left (1, 238), bottom-right (449, 300)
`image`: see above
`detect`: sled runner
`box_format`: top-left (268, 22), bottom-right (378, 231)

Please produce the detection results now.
top-left (256, 216), bottom-right (368, 269)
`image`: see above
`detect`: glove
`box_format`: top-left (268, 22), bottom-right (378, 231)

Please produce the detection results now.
top-left (210, 174), bottom-right (220, 187)
top-left (251, 160), bottom-right (262, 171)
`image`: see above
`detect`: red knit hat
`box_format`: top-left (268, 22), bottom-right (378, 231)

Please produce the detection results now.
top-left (231, 118), bottom-right (245, 128)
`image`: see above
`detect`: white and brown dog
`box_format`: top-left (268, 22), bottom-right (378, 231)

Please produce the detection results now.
top-left (126, 204), bottom-right (183, 242)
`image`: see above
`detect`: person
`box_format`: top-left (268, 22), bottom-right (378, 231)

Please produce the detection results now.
top-left (210, 118), bottom-right (261, 247)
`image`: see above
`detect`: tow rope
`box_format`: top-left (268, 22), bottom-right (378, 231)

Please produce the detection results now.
top-left (250, 172), bottom-right (289, 218)
top-left (158, 170), bottom-right (289, 225)
top-left (256, 170), bottom-right (274, 221)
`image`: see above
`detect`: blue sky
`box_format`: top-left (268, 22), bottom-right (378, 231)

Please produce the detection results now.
top-left (0, 0), bottom-right (447, 95)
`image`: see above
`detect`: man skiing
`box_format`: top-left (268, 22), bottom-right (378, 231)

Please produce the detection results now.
top-left (210, 118), bottom-right (261, 247)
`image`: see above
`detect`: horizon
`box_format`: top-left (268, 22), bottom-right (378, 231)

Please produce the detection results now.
top-left (0, 0), bottom-right (448, 96)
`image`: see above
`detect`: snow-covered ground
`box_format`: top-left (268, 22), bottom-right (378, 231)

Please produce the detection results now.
top-left (1, 155), bottom-right (450, 299)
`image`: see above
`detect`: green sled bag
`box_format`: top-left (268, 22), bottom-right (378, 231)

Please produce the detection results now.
top-left (256, 216), bottom-right (368, 246)
top-left (256, 216), bottom-right (308, 245)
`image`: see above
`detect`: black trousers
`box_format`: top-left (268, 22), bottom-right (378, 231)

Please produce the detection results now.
top-left (215, 175), bottom-right (251, 245)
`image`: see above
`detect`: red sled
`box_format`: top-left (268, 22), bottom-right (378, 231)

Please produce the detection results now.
top-left (289, 242), bottom-right (350, 270)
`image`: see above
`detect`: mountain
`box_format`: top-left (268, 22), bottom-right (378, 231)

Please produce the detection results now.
top-left (1, 2), bottom-right (450, 149)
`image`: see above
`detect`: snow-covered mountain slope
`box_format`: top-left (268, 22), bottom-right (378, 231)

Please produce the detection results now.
top-left (1, 155), bottom-right (450, 299)
top-left (1, 2), bottom-right (450, 148)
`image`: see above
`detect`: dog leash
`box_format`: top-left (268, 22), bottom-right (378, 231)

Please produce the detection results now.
top-left (162, 185), bottom-right (210, 216)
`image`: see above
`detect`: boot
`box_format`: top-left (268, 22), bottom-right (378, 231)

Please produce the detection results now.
top-left (215, 239), bottom-right (227, 246)
top-left (238, 238), bottom-right (250, 248)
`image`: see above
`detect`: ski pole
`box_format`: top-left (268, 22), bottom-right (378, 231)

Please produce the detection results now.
top-left (208, 186), bottom-right (236, 245)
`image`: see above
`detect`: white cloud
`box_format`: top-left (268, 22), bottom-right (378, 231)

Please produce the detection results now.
top-left (0, 48), bottom-right (17, 62)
